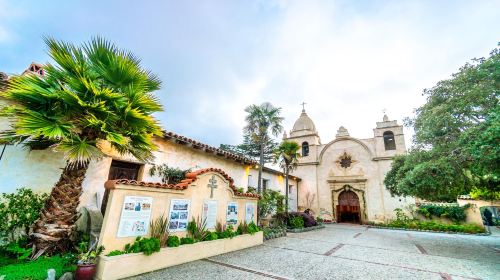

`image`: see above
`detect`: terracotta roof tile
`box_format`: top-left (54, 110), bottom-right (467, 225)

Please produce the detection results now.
top-left (162, 131), bottom-right (257, 165)
top-left (105, 168), bottom-right (261, 199)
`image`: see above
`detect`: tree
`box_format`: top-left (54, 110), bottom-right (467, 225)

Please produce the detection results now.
top-left (243, 102), bottom-right (284, 194)
top-left (0, 37), bottom-right (163, 255)
top-left (274, 141), bottom-right (300, 213)
top-left (220, 133), bottom-right (278, 164)
top-left (385, 45), bottom-right (499, 201)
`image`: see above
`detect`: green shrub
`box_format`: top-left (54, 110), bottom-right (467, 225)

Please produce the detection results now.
top-left (180, 237), bottom-right (195, 245)
top-left (216, 223), bottom-right (236, 239)
top-left (0, 238), bottom-right (32, 260)
top-left (106, 250), bottom-right (126, 257)
top-left (166, 236), bottom-right (180, 247)
top-left (380, 216), bottom-right (484, 234)
top-left (0, 255), bottom-right (16, 266)
top-left (417, 204), bottom-right (468, 223)
top-left (0, 255), bottom-right (74, 280)
top-left (263, 226), bottom-right (286, 239)
top-left (247, 221), bottom-right (260, 234)
top-left (258, 190), bottom-right (285, 218)
top-left (289, 216), bottom-right (304, 229)
top-left (203, 232), bottom-right (218, 241)
top-left (124, 237), bottom-right (160, 256)
top-left (0, 188), bottom-right (48, 242)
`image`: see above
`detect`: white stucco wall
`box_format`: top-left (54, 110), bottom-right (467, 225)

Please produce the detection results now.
top-left (0, 145), bottom-right (66, 194)
top-left (0, 136), bottom-right (298, 211)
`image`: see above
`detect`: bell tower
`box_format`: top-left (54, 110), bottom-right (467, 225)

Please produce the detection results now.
top-left (373, 114), bottom-right (406, 158)
top-left (284, 105), bottom-right (320, 163)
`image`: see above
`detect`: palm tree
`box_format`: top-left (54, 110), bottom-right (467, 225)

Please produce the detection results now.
top-left (274, 141), bottom-right (300, 213)
top-left (0, 37), bottom-right (163, 256)
top-left (243, 102), bottom-right (283, 194)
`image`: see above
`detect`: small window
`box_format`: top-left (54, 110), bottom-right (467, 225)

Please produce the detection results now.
top-left (248, 174), bottom-right (253, 187)
top-left (108, 160), bottom-right (142, 180)
top-left (302, 142), bottom-right (309, 156)
top-left (262, 179), bottom-right (269, 192)
top-left (383, 131), bottom-right (396, 150)
top-left (288, 185), bottom-right (294, 194)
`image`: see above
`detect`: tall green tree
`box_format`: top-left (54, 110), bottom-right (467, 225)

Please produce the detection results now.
top-left (385, 45), bottom-right (499, 201)
top-left (243, 102), bottom-right (284, 193)
top-left (274, 141), bottom-right (300, 213)
top-left (0, 37), bottom-right (163, 255)
top-left (220, 134), bottom-right (278, 164)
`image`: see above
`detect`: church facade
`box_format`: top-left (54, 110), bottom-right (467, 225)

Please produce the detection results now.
top-left (284, 109), bottom-right (415, 223)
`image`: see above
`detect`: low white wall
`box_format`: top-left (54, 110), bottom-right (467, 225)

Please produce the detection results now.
top-left (96, 232), bottom-right (263, 280)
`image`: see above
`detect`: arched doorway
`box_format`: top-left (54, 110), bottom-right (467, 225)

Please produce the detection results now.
top-left (337, 190), bottom-right (360, 223)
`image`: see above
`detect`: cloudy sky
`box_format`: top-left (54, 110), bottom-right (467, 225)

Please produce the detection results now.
top-left (1, 0), bottom-right (499, 147)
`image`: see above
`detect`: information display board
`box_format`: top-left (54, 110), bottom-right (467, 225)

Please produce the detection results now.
top-left (202, 200), bottom-right (218, 229)
top-left (245, 203), bottom-right (256, 223)
top-left (117, 196), bottom-right (153, 238)
top-left (226, 202), bottom-right (238, 226)
top-left (168, 199), bottom-right (191, 232)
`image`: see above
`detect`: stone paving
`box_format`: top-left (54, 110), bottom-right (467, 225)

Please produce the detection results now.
top-left (128, 224), bottom-right (500, 280)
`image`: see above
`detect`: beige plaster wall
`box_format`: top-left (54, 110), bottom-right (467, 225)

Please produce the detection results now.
top-left (318, 138), bottom-right (383, 222)
top-left (98, 171), bottom-right (259, 253)
top-left (291, 165), bottom-right (318, 211)
top-left (458, 199), bottom-right (500, 226)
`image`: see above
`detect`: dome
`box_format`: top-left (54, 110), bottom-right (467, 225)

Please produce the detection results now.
top-left (291, 109), bottom-right (317, 133)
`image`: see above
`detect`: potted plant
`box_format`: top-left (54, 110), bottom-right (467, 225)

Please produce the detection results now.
top-left (75, 239), bottom-right (104, 280)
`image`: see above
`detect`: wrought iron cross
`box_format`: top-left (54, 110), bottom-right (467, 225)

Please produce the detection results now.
top-left (301, 102), bottom-right (307, 111)
top-left (207, 175), bottom-right (218, 198)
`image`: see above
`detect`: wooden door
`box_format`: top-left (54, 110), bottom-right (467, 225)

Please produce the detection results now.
top-left (101, 160), bottom-right (142, 214)
top-left (337, 190), bottom-right (361, 223)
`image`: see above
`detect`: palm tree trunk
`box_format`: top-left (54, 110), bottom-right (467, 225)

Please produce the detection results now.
top-left (257, 142), bottom-right (264, 194)
top-left (32, 162), bottom-right (89, 256)
top-left (285, 165), bottom-right (289, 214)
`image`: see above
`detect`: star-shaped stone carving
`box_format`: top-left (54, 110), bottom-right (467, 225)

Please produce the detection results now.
top-left (336, 152), bottom-right (356, 169)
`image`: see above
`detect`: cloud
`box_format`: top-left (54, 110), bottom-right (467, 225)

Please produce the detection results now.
top-left (184, 0), bottom-right (499, 147)
top-left (1, 0), bottom-right (498, 149)
top-left (0, 0), bottom-right (25, 44)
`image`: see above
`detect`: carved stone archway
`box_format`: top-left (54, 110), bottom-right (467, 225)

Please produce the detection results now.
top-left (337, 190), bottom-right (360, 223)
top-left (329, 181), bottom-right (367, 224)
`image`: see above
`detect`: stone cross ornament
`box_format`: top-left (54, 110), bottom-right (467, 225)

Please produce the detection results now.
top-left (207, 175), bottom-right (218, 198)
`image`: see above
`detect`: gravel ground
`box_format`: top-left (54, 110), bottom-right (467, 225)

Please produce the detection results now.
top-left (127, 224), bottom-right (500, 280)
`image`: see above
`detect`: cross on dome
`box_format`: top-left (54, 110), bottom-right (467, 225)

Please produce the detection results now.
top-left (301, 102), bottom-right (307, 112)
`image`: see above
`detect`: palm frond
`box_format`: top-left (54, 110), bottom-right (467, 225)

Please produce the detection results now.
top-left (2, 36), bottom-right (163, 161)
top-left (15, 110), bottom-right (72, 140)
top-left (55, 137), bottom-right (104, 165)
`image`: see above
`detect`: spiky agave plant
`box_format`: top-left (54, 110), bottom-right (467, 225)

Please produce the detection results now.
top-left (0, 37), bottom-right (163, 256)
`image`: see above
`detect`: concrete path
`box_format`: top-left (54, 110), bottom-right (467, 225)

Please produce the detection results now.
top-left (128, 224), bottom-right (500, 280)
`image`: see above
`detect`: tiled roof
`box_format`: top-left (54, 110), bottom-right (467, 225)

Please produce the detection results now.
top-left (162, 131), bottom-right (257, 165)
top-left (105, 167), bottom-right (261, 199)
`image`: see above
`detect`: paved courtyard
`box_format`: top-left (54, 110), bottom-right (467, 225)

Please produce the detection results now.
top-left (129, 224), bottom-right (500, 280)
